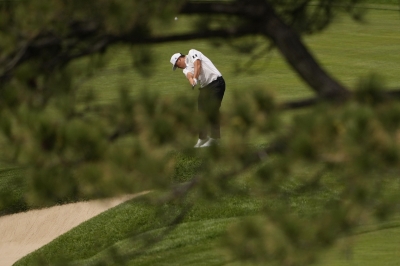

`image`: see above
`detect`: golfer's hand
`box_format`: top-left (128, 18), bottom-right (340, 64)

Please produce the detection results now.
top-left (191, 78), bottom-right (198, 87)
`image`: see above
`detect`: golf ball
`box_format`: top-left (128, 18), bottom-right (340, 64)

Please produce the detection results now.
top-left (175, 17), bottom-right (178, 21)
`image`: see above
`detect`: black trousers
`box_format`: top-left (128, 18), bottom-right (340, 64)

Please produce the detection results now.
top-left (198, 76), bottom-right (225, 140)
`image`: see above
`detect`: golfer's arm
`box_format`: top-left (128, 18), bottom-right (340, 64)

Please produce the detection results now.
top-left (186, 72), bottom-right (194, 85)
top-left (193, 60), bottom-right (201, 80)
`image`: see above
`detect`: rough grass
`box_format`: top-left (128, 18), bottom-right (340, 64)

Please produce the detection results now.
top-left (0, 168), bottom-right (27, 215)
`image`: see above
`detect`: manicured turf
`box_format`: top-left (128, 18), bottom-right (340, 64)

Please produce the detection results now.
top-left (7, 4), bottom-right (400, 266)
top-left (318, 218), bottom-right (400, 266)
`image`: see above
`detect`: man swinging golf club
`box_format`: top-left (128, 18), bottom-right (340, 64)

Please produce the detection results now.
top-left (170, 49), bottom-right (226, 148)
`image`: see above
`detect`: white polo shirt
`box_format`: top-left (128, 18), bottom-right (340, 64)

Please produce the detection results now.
top-left (182, 49), bottom-right (222, 88)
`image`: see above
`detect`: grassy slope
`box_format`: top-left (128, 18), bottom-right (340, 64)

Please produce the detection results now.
top-left (16, 192), bottom-right (263, 265)
top-left (12, 5), bottom-right (400, 266)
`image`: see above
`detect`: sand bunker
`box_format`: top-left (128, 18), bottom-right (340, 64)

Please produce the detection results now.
top-left (0, 193), bottom-right (145, 266)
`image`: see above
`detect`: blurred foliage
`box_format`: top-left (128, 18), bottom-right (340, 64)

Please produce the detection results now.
top-left (221, 85), bottom-right (400, 265)
top-left (1, 1), bottom-right (399, 266)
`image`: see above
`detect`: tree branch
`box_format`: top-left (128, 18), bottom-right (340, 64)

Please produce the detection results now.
top-left (0, 25), bottom-right (256, 85)
top-left (386, 88), bottom-right (400, 99)
top-left (279, 97), bottom-right (320, 110)
top-left (181, 0), bottom-right (351, 100)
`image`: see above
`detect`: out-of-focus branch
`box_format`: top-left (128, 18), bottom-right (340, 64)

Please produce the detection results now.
top-left (280, 97), bottom-right (320, 110)
top-left (0, 24), bottom-right (257, 85)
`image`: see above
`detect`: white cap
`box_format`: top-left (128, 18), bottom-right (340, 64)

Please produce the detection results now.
top-left (170, 53), bottom-right (182, 71)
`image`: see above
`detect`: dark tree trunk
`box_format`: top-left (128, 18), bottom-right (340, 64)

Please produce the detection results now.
top-left (182, 0), bottom-right (351, 100)
top-left (260, 2), bottom-right (350, 100)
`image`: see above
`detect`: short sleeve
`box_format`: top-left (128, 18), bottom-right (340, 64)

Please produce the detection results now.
top-left (188, 49), bottom-right (202, 62)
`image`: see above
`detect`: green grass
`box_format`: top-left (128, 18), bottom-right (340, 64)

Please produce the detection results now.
top-left (7, 5), bottom-right (400, 266)
top-left (365, 0), bottom-right (399, 4)
top-left (317, 218), bottom-right (400, 266)
top-left (0, 167), bottom-right (27, 215)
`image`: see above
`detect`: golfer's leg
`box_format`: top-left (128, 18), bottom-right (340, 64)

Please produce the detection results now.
top-left (198, 90), bottom-right (208, 140)
top-left (209, 110), bottom-right (220, 139)
top-left (210, 79), bottom-right (225, 139)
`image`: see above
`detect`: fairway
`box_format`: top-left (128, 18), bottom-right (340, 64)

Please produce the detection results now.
top-left (3, 4), bottom-right (400, 266)
top-left (76, 8), bottom-right (400, 105)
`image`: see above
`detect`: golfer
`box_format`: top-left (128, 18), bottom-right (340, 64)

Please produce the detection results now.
top-left (170, 49), bottom-right (225, 148)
